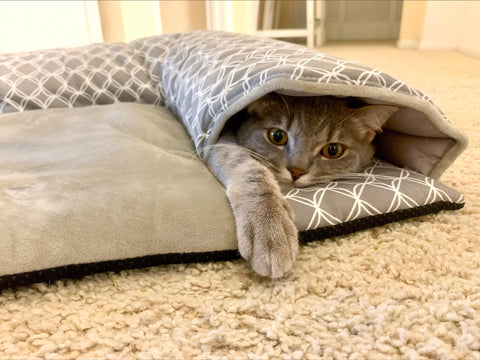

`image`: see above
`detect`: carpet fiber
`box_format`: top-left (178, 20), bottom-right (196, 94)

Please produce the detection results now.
top-left (1, 43), bottom-right (479, 359)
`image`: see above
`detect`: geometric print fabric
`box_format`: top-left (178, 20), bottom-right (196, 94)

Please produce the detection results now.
top-left (1, 30), bottom-right (445, 158)
top-left (285, 159), bottom-right (464, 231)
top-left (0, 36), bottom-right (172, 114)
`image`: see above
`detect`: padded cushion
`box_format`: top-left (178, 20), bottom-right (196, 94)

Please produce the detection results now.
top-left (0, 103), bottom-right (463, 288)
top-left (0, 104), bottom-right (236, 282)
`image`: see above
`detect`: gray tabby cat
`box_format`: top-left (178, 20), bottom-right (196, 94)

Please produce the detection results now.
top-left (206, 94), bottom-right (398, 278)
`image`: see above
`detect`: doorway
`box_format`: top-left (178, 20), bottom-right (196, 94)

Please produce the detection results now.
top-left (325, 0), bottom-right (403, 41)
top-left (255, 0), bottom-right (403, 45)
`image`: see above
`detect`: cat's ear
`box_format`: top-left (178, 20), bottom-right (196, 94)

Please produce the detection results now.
top-left (247, 93), bottom-right (283, 117)
top-left (353, 105), bottom-right (399, 142)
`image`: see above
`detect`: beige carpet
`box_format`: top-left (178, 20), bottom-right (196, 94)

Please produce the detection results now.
top-left (1, 43), bottom-right (479, 359)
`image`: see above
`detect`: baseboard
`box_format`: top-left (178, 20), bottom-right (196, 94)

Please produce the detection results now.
top-left (418, 39), bottom-right (480, 59)
top-left (419, 40), bottom-right (457, 51)
top-left (396, 39), bottom-right (419, 49)
top-left (458, 42), bottom-right (480, 59)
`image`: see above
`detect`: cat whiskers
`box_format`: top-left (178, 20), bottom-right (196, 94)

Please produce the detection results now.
top-left (202, 144), bottom-right (274, 167)
top-left (322, 171), bottom-right (395, 182)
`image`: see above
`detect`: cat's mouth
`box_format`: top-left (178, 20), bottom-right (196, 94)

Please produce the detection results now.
top-left (271, 166), bottom-right (339, 189)
top-left (295, 176), bottom-right (334, 188)
top-left (277, 173), bottom-right (337, 190)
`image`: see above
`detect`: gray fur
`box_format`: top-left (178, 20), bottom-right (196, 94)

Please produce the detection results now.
top-left (206, 94), bottom-right (399, 278)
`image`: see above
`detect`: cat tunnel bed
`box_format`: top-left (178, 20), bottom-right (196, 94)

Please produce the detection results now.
top-left (0, 31), bottom-right (467, 288)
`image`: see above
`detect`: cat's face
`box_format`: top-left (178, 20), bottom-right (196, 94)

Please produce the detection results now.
top-left (231, 94), bottom-right (398, 189)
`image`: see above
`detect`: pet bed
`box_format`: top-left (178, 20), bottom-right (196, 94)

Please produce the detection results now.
top-left (0, 31), bottom-right (467, 288)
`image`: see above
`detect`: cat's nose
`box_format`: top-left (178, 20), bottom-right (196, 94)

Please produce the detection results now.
top-left (288, 167), bottom-right (306, 181)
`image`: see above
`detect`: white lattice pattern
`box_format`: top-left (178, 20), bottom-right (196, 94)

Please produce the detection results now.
top-left (285, 159), bottom-right (464, 231)
top-left (1, 31), bottom-right (447, 159)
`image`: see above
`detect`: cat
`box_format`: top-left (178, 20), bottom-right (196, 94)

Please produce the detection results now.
top-left (206, 93), bottom-right (399, 278)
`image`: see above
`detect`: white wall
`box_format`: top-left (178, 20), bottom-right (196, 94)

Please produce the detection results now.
top-left (420, 1), bottom-right (480, 58)
top-left (458, 2), bottom-right (480, 58)
top-left (98, 1), bottom-right (163, 43)
top-left (159, 1), bottom-right (206, 34)
top-left (206, 0), bottom-right (257, 34)
top-left (397, 1), bottom-right (427, 49)
top-left (0, 0), bottom-right (163, 53)
top-left (0, 1), bottom-right (102, 53)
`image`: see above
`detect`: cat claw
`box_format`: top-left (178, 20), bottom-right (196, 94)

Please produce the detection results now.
top-left (249, 237), bottom-right (298, 278)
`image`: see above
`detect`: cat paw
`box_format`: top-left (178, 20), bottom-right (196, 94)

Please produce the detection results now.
top-left (249, 229), bottom-right (299, 278)
top-left (235, 196), bottom-right (299, 278)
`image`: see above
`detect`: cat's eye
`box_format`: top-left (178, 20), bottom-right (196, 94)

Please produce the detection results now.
top-left (321, 143), bottom-right (344, 159)
top-left (267, 128), bottom-right (288, 146)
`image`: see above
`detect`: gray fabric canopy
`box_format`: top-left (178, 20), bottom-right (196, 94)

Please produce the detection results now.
top-left (0, 31), bottom-right (467, 178)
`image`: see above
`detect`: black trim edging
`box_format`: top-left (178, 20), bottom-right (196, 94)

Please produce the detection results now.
top-left (299, 201), bottom-right (464, 243)
top-left (0, 201), bottom-right (464, 290)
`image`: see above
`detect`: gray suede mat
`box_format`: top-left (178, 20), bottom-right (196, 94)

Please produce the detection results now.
top-left (0, 103), bottom-right (463, 281)
top-left (0, 103), bottom-right (237, 276)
